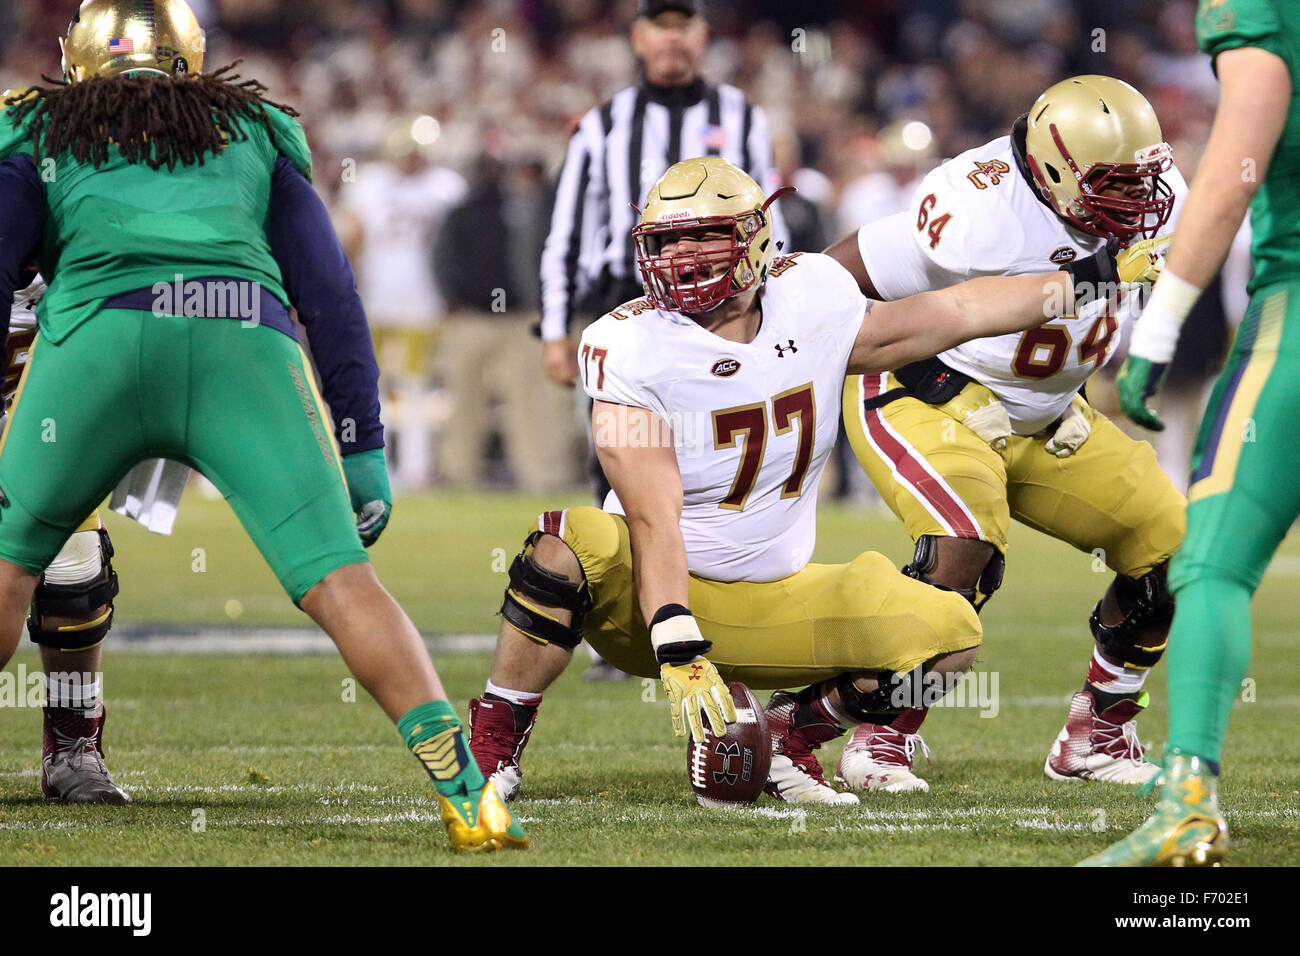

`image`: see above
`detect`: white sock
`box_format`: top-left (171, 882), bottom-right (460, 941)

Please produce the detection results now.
top-left (1089, 649), bottom-right (1148, 694)
top-left (44, 671), bottom-right (102, 715)
top-left (485, 679), bottom-right (542, 708)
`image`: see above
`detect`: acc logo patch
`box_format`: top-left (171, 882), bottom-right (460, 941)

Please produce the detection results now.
top-left (711, 358), bottom-right (741, 377)
top-left (1050, 246), bottom-right (1077, 265)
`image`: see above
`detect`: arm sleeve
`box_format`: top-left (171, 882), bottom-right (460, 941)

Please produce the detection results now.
top-left (539, 114), bottom-right (603, 342)
top-left (267, 156), bottom-right (383, 456)
top-left (0, 154), bottom-right (45, 337)
top-left (743, 104), bottom-right (790, 252)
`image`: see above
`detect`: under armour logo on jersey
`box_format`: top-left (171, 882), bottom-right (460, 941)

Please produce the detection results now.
top-left (774, 340), bottom-right (797, 357)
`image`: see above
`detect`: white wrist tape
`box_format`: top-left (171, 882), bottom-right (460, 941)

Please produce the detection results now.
top-left (1128, 271), bottom-right (1202, 364)
top-left (650, 612), bottom-right (704, 653)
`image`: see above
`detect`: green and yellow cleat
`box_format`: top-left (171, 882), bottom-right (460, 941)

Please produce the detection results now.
top-left (1078, 751), bottom-right (1228, 867)
top-left (438, 780), bottom-right (530, 853)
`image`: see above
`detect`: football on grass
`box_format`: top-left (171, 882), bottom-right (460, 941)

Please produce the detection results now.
top-left (686, 682), bottom-right (771, 808)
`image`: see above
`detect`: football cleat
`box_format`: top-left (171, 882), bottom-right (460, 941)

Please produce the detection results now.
top-left (41, 704), bottom-right (130, 805)
top-left (1077, 751), bottom-right (1228, 867)
top-left (468, 696), bottom-right (537, 802)
top-left (1045, 689), bottom-right (1160, 785)
top-left (438, 781), bottom-right (529, 853)
top-left (835, 722), bottom-right (931, 793)
top-left (763, 691), bottom-right (859, 805)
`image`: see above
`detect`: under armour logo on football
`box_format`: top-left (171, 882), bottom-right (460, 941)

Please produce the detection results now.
top-left (713, 741), bottom-right (740, 785)
top-left (689, 663), bottom-right (703, 681)
top-left (774, 340), bottom-right (797, 357)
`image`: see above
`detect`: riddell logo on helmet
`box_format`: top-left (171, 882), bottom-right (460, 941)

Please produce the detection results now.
top-left (1050, 246), bottom-right (1077, 264)
top-left (659, 210), bottom-right (697, 221)
top-left (711, 358), bottom-right (741, 377)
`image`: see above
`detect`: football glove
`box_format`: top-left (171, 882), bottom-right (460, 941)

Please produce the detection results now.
top-left (1117, 356), bottom-right (1169, 432)
top-left (1116, 236), bottom-right (1170, 285)
top-left (651, 604), bottom-right (735, 744)
top-left (939, 382), bottom-right (1011, 452)
top-left (341, 447), bottom-right (392, 547)
top-left (1045, 394), bottom-right (1092, 457)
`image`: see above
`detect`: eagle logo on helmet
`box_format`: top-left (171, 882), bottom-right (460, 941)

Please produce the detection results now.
top-left (60, 0), bottom-right (207, 84)
top-left (1022, 75), bottom-right (1174, 244)
top-left (632, 156), bottom-right (790, 314)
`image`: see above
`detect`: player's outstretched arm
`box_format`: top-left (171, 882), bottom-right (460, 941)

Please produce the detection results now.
top-left (592, 399), bottom-right (735, 742)
top-left (266, 157), bottom-right (390, 545)
top-left (846, 271), bottom-right (1073, 375)
top-left (1120, 46), bottom-right (1291, 430)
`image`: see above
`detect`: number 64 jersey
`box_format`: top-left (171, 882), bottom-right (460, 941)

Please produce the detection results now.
top-left (578, 252), bottom-right (866, 583)
top-left (857, 133), bottom-right (1187, 434)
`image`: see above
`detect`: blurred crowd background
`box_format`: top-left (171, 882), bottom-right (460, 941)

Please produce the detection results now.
top-left (0, 0), bottom-right (1229, 493)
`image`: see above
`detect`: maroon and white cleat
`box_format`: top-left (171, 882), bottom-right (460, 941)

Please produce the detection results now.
top-left (763, 691), bottom-right (858, 805)
top-left (1045, 689), bottom-right (1160, 785)
top-left (468, 697), bottom-right (538, 802)
top-left (41, 703), bottom-right (130, 804)
top-left (835, 722), bottom-right (932, 793)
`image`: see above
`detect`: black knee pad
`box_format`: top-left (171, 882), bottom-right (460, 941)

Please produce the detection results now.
top-left (28, 607), bottom-right (114, 652)
top-left (499, 531), bottom-right (591, 651)
top-left (833, 671), bottom-right (904, 725)
top-left (903, 535), bottom-right (1004, 612)
top-left (1089, 564), bottom-right (1173, 669)
top-left (28, 528), bottom-right (119, 651)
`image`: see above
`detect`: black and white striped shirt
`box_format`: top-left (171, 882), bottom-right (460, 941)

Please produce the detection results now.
top-left (539, 78), bottom-right (786, 341)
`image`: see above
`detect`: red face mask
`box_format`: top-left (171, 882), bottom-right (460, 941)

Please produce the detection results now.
top-left (1043, 128), bottom-right (1175, 245)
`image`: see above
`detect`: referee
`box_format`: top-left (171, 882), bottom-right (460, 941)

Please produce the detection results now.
top-left (539, 0), bottom-right (787, 397)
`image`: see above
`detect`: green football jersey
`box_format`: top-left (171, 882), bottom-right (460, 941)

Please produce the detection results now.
top-left (0, 100), bottom-right (312, 343)
top-left (1198, 0), bottom-right (1300, 294)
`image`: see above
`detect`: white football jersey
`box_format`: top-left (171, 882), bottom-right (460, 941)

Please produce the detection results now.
top-left (4, 274), bottom-right (44, 404)
top-left (857, 135), bottom-right (1186, 433)
top-left (579, 252), bottom-right (865, 583)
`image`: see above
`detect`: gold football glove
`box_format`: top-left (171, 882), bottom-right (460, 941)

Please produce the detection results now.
top-left (1044, 394), bottom-right (1093, 457)
top-left (1117, 235), bottom-right (1172, 285)
top-left (651, 604), bottom-right (736, 743)
top-left (938, 382), bottom-right (1011, 451)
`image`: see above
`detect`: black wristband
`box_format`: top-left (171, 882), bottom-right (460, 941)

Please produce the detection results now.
top-left (655, 639), bottom-right (713, 667)
top-left (650, 603), bottom-right (692, 627)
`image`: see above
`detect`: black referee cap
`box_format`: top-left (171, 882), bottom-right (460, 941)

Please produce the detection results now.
top-left (637, 0), bottom-right (703, 18)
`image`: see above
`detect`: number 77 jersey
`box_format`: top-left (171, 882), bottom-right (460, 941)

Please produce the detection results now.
top-left (857, 132), bottom-right (1187, 434)
top-left (578, 252), bottom-right (866, 583)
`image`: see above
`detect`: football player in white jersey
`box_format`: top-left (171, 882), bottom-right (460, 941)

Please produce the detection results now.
top-left (825, 76), bottom-right (1186, 792)
top-left (5, 270), bottom-right (138, 802)
top-left (468, 156), bottom-right (1090, 804)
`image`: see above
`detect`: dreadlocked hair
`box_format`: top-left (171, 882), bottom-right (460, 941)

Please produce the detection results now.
top-left (2, 62), bottom-right (299, 172)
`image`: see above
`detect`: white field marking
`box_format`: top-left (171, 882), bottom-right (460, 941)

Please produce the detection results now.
top-left (108, 629), bottom-right (496, 655)
top-left (2, 806), bottom-right (1295, 834)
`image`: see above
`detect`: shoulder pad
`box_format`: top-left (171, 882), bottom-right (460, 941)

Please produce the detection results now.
top-left (262, 105), bottom-right (312, 181)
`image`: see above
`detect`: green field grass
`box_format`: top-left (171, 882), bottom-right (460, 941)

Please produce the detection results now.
top-left (1, 489), bottom-right (1297, 865)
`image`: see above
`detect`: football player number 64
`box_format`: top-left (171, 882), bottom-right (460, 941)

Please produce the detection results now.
top-left (916, 194), bottom-right (952, 249)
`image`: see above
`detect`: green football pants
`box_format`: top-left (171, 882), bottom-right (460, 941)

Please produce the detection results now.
top-left (0, 309), bottom-right (367, 603)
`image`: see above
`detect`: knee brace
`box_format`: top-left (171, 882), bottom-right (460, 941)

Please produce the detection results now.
top-left (28, 527), bottom-right (119, 651)
top-left (499, 531), bottom-right (592, 651)
top-left (1089, 564), bottom-right (1173, 669)
top-left (831, 672), bottom-right (905, 725)
top-left (902, 535), bottom-right (1005, 612)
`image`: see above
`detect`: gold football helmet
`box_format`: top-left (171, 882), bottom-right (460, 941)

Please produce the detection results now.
top-left (632, 156), bottom-right (787, 313)
top-left (60, 0), bottom-right (206, 84)
top-left (1023, 75), bottom-right (1174, 244)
